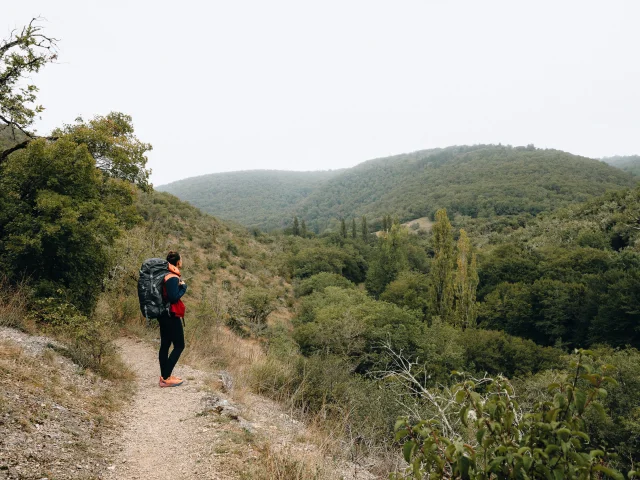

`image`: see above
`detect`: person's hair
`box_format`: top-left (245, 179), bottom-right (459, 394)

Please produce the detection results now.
top-left (166, 251), bottom-right (181, 266)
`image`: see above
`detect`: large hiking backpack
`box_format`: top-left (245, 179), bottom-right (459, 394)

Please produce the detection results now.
top-left (137, 258), bottom-right (170, 320)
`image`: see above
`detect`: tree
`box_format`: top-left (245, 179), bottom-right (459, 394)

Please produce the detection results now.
top-left (365, 224), bottom-right (409, 297)
top-left (351, 218), bottom-right (357, 239)
top-left (53, 113), bottom-right (152, 191)
top-left (340, 218), bottom-right (347, 238)
top-left (453, 229), bottom-right (478, 329)
top-left (0, 138), bottom-right (128, 312)
top-left (292, 216), bottom-right (300, 236)
top-left (361, 215), bottom-right (368, 239)
top-left (380, 271), bottom-right (430, 319)
top-left (301, 218), bottom-right (307, 237)
top-left (0, 19), bottom-right (57, 150)
top-left (428, 209), bottom-right (455, 322)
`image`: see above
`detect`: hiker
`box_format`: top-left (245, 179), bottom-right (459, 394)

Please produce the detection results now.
top-left (158, 250), bottom-right (187, 388)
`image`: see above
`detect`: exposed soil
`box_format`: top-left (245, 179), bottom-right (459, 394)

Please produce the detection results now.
top-left (104, 337), bottom-right (377, 479)
top-left (1, 328), bottom-right (378, 479)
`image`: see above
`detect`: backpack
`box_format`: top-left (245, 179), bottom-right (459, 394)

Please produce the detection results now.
top-left (137, 258), bottom-right (171, 320)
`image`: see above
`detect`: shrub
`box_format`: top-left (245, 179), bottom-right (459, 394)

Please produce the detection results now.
top-left (293, 272), bottom-right (356, 297)
top-left (395, 351), bottom-right (631, 479)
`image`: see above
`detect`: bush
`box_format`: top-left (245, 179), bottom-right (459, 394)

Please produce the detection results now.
top-left (293, 272), bottom-right (356, 297)
top-left (395, 351), bottom-right (630, 479)
top-left (0, 276), bottom-right (30, 329)
top-left (460, 328), bottom-right (563, 377)
top-left (30, 298), bottom-right (120, 378)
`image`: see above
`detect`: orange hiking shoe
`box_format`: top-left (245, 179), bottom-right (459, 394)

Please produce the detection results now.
top-left (159, 376), bottom-right (183, 387)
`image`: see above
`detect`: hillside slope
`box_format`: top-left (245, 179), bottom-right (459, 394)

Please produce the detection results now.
top-left (157, 169), bottom-right (343, 231)
top-left (160, 145), bottom-right (637, 233)
top-left (298, 145), bottom-right (637, 231)
top-left (603, 155), bottom-right (640, 176)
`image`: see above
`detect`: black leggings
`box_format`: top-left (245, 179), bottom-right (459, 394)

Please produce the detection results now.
top-left (158, 313), bottom-right (185, 379)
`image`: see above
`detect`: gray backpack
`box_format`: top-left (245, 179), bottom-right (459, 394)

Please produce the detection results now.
top-left (137, 258), bottom-right (170, 320)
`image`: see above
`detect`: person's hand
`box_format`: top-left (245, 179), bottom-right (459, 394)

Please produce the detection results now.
top-left (179, 280), bottom-right (186, 286)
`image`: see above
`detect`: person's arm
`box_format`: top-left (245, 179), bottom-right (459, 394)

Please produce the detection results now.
top-left (165, 276), bottom-right (187, 304)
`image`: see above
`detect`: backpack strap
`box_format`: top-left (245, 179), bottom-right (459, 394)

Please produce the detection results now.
top-left (164, 273), bottom-right (179, 282)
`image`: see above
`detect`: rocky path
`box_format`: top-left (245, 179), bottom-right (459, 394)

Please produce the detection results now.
top-left (104, 337), bottom-right (378, 480)
top-left (104, 338), bottom-right (234, 479)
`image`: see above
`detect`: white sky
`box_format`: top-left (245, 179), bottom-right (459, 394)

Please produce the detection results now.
top-left (6, 1), bottom-right (640, 186)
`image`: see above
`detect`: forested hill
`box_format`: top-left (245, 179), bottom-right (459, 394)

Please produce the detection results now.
top-left (157, 169), bottom-right (343, 231)
top-left (603, 155), bottom-right (640, 176)
top-left (298, 145), bottom-right (637, 232)
top-left (159, 145), bottom-right (637, 233)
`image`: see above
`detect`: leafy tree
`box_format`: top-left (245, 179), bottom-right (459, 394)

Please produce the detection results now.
top-left (0, 18), bottom-right (57, 162)
top-left (365, 224), bottom-right (409, 297)
top-left (340, 217), bottom-right (347, 238)
top-left (454, 229), bottom-right (478, 329)
top-left (52, 113), bottom-right (152, 190)
top-left (240, 287), bottom-right (275, 326)
top-left (428, 209), bottom-right (455, 322)
top-left (301, 218), bottom-right (307, 237)
top-left (361, 215), bottom-right (368, 239)
top-left (294, 272), bottom-right (356, 297)
top-left (0, 138), bottom-right (128, 312)
top-left (351, 217), bottom-right (357, 238)
top-left (293, 287), bottom-right (422, 371)
top-left (380, 271), bottom-right (430, 319)
top-left (292, 216), bottom-right (300, 236)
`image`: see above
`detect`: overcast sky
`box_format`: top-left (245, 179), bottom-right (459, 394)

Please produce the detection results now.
top-left (6, 1), bottom-right (640, 186)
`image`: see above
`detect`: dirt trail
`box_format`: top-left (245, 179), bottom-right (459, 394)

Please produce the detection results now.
top-left (104, 337), bottom-right (229, 479)
top-left (104, 337), bottom-right (378, 480)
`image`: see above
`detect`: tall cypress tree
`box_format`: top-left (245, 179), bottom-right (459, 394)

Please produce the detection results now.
top-left (428, 209), bottom-right (455, 323)
top-left (361, 216), bottom-right (368, 239)
top-left (454, 229), bottom-right (478, 329)
top-left (301, 219), bottom-right (307, 237)
top-left (292, 216), bottom-right (300, 236)
top-left (351, 218), bottom-right (357, 238)
top-left (382, 216), bottom-right (388, 232)
top-left (340, 218), bottom-right (347, 238)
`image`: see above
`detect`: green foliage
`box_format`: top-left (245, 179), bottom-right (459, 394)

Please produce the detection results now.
top-left (603, 155), bottom-right (640, 177)
top-left (459, 329), bottom-right (562, 378)
top-left (0, 19), bottom-right (57, 135)
top-left (454, 229), bottom-right (478, 329)
top-left (158, 169), bottom-right (343, 231)
top-left (0, 138), bottom-right (130, 312)
top-left (293, 272), bottom-right (356, 297)
top-left (365, 224), bottom-right (409, 297)
top-left (238, 287), bottom-right (275, 333)
top-left (292, 216), bottom-right (300, 236)
top-left (282, 236), bottom-right (367, 283)
top-left (294, 287), bottom-right (422, 371)
top-left (380, 271), bottom-right (430, 319)
top-left (159, 146), bottom-right (636, 235)
top-left (30, 298), bottom-right (118, 377)
top-left (428, 209), bottom-right (455, 322)
top-left (395, 351), bottom-right (629, 480)
top-left (53, 112), bottom-right (152, 191)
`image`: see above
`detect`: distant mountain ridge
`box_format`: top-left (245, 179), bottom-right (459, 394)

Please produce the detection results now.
top-left (602, 155), bottom-right (640, 176)
top-left (159, 145), bottom-right (637, 232)
top-left (157, 169), bottom-right (344, 230)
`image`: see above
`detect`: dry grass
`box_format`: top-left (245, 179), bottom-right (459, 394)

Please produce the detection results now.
top-left (242, 443), bottom-right (328, 480)
top-left (184, 320), bottom-right (264, 403)
top-left (0, 276), bottom-right (29, 329)
top-left (0, 337), bottom-right (135, 477)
